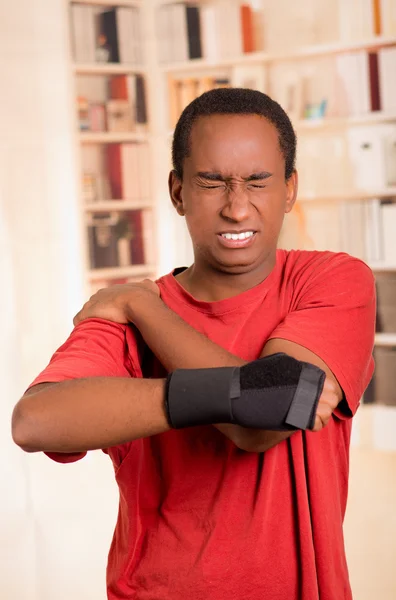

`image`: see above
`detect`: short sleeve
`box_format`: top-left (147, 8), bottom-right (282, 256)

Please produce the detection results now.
top-left (268, 254), bottom-right (376, 418)
top-left (27, 318), bottom-right (142, 463)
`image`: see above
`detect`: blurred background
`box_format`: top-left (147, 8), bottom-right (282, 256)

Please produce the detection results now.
top-left (1, 0), bottom-right (396, 598)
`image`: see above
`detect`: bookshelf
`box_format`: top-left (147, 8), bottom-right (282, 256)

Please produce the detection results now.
top-left (155, 0), bottom-right (396, 410)
top-left (68, 0), bottom-right (157, 295)
top-left (67, 0), bottom-right (396, 408)
top-left (70, 0), bottom-right (142, 7)
top-left (161, 35), bottom-right (396, 72)
top-left (74, 64), bottom-right (146, 75)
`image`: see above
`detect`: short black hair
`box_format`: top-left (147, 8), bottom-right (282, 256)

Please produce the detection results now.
top-left (172, 87), bottom-right (297, 181)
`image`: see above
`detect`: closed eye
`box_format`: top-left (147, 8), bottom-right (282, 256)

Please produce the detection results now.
top-left (249, 183), bottom-right (266, 189)
top-left (197, 182), bottom-right (225, 189)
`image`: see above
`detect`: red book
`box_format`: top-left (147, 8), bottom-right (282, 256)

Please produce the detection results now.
top-left (109, 75), bottom-right (129, 100)
top-left (128, 210), bottom-right (145, 265)
top-left (106, 144), bottom-right (123, 199)
top-left (240, 5), bottom-right (255, 54)
top-left (368, 52), bottom-right (381, 112)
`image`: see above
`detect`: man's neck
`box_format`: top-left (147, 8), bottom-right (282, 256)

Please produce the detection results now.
top-left (175, 256), bottom-right (276, 302)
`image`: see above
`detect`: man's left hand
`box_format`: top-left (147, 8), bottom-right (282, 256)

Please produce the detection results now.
top-left (73, 279), bottom-right (161, 326)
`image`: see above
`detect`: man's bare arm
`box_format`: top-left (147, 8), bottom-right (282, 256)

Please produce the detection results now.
top-left (74, 286), bottom-right (342, 452)
top-left (12, 378), bottom-right (169, 453)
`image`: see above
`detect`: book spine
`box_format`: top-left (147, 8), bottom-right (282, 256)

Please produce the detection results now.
top-left (135, 75), bottom-right (148, 125)
top-left (368, 51), bottom-right (381, 112)
top-left (186, 5), bottom-right (202, 60)
top-left (106, 144), bottom-right (123, 199)
top-left (100, 9), bottom-right (119, 63)
top-left (240, 5), bottom-right (255, 53)
top-left (129, 210), bottom-right (145, 264)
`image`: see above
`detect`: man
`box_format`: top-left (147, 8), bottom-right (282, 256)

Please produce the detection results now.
top-left (12, 88), bottom-right (375, 599)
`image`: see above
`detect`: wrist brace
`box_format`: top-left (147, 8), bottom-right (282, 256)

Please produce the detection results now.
top-left (165, 353), bottom-right (325, 431)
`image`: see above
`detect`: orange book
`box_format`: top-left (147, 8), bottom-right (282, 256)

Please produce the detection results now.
top-left (240, 5), bottom-right (255, 54)
top-left (372, 0), bottom-right (381, 35)
top-left (109, 75), bottom-right (129, 99)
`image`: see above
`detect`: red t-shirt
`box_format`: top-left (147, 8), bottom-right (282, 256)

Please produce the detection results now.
top-left (29, 250), bottom-right (376, 600)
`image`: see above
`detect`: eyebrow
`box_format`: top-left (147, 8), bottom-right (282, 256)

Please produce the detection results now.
top-left (195, 171), bottom-right (273, 182)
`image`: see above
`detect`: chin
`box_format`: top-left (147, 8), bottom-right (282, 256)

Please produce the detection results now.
top-left (212, 258), bottom-right (260, 275)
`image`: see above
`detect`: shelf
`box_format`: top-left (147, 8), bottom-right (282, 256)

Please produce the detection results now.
top-left (88, 264), bottom-right (156, 281)
top-left (70, 0), bottom-right (141, 6)
top-left (375, 333), bottom-right (396, 346)
top-left (79, 131), bottom-right (149, 143)
top-left (295, 112), bottom-right (396, 131)
top-left (298, 188), bottom-right (396, 202)
top-left (162, 35), bottom-right (396, 73)
top-left (74, 63), bottom-right (146, 75)
top-left (84, 200), bottom-right (153, 212)
top-left (368, 262), bottom-right (396, 272)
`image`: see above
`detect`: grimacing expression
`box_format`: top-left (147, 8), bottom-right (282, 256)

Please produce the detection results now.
top-left (171, 114), bottom-right (297, 275)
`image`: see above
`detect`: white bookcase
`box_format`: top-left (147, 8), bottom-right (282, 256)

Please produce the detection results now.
top-left (67, 0), bottom-right (396, 413)
top-left (68, 0), bottom-right (159, 296)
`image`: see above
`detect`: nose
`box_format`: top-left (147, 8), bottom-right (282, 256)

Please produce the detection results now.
top-left (220, 187), bottom-right (251, 222)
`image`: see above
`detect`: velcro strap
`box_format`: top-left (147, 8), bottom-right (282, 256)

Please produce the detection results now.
top-left (167, 366), bottom-right (235, 429)
top-left (285, 363), bottom-right (325, 430)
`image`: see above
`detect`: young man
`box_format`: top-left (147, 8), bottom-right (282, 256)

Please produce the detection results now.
top-left (12, 89), bottom-right (375, 599)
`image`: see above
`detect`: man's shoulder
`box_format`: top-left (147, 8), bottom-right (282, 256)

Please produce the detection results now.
top-left (278, 249), bottom-right (374, 299)
top-left (278, 248), bottom-right (371, 277)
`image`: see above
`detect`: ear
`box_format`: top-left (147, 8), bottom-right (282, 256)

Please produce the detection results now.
top-left (168, 170), bottom-right (185, 216)
top-left (284, 170), bottom-right (298, 214)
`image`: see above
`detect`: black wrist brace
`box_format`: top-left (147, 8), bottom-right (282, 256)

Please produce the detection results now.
top-left (165, 353), bottom-right (325, 431)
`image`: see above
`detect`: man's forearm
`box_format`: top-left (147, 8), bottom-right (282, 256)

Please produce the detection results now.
top-left (132, 297), bottom-right (245, 370)
top-left (12, 378), bottom-right (169, 453)
top-left (131, 298), bottom-right (292, 452)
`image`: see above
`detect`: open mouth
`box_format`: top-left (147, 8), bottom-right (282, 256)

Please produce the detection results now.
top-left (217, 230), bottom-right (257, 248)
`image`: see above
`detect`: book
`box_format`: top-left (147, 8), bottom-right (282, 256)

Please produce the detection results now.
top-left (232, 65), bottom-right (267, 93)
top-left (240, 5), bottom-right (255, 53)
top-left (106, 100), bottom-right (134, 132)
top-left (70, 5), bottom-right (96, 63)
top-left (109, 74), bottom-right (147, 129)
top-left (100, 9), bottom-right (119, 63)
top-left (186, 5), bottom-right (202, 60)
top-left (339, 200), bottom-right (366, 260)
top-left (368, 52), bottom-right (381, 112)
top-left (200, 4), bottom-right (219, 61)
top-left (347, 124), bottom-right (396, 190)
top-left (380, 201), bottom-right (396, 264)
top-left (128, 210), bottom-right (145, 264)
top-left (87, 212), bottom-right (120, 269)
top-left (380, 0), bottom-right (396, 35)
top-left (364, 198), bottom-right (383, 263)
top-left (335, 51), bottom-right (371, 117)
top-left (378, 48), bottom-right (396, 112)
top-left (106, 143), bottom-right (150, 201)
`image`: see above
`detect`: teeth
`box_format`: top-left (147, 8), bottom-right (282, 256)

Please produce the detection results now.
top-left (221, 231), bottom-right (254, 241)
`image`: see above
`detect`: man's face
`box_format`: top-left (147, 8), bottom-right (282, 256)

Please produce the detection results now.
top-left (170, 113), bottom-right (297, 276)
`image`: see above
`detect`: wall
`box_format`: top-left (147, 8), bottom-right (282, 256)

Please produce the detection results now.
top-left (0, 1), bottom-right (117, 598)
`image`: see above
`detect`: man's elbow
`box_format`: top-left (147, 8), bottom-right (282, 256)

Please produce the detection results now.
top-left (11, 401), bottom-right (42, 453)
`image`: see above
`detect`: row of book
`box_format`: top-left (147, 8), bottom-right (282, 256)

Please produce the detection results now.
top-left (339, 0), bottom-right (396, 40)
top-left (296, 124), bottom-right (396, 196)
top-left (155, 0), bottom-right (396, 64)
top-left (167, 46), bottom-right (396, 129)
top-left (71, 4), bottom-right (142, 64)
top-left (334, 48), bottom-right (396, 117)
top-left (156, 2), bottom-right (257, 63)
top-left (77, 74), bottom-right (147, 133)
top-left (169, 75), bottom-right (231, 128)
top-left (82, 143), bottom-right (150, 203)
top-left (87, 209), bottom-right (154, 270)
top-left (340, 199), bottom-right (396, 268)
